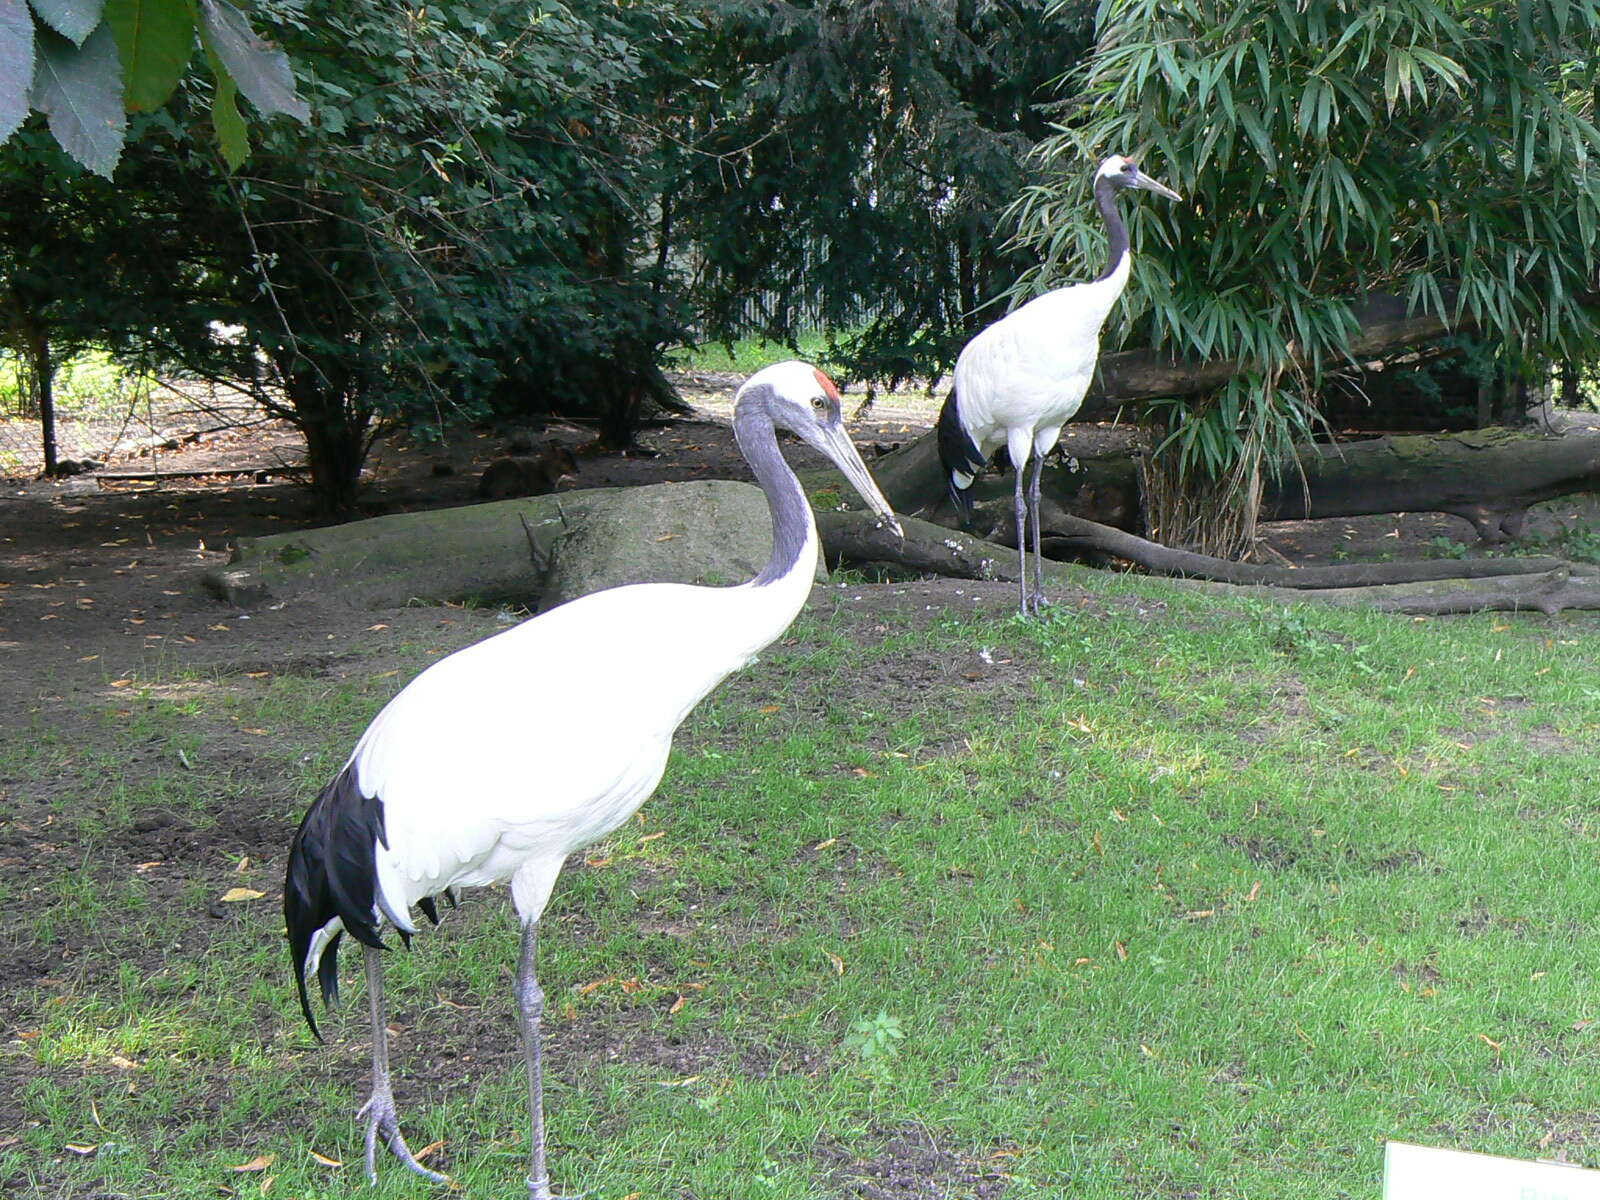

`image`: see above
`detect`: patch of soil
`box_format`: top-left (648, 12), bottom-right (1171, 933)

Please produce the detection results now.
top-left (814, 1124), bottom-right (1012, 1200)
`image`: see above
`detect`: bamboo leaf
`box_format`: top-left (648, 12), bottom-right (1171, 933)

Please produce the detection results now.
top-left (1237, 105), bottom-right (1276, 168)
top-left (1383, 46), bottom-right (1402, 107)
top-left (1409, 47), bottom-right (1468, 92)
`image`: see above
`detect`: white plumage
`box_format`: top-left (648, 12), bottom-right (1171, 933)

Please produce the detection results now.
top-left (937, 154), bottom-right (1181, 614)
top-left (947, 252), bottom-right (1130, 486)
top-left (284, 360), bottom-right (899, 1199)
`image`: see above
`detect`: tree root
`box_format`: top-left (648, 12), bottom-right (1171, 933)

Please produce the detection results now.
top-left (817, 509), bottom-right (1600, 615)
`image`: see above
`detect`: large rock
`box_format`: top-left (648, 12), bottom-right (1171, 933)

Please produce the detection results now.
top-left (536, 478), bottom-right (825, 611)
top-left (203, 480), bottom-right (823, 610)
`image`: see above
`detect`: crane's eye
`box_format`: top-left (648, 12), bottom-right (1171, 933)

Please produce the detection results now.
top-left (1123, 161), bottom-right (1137, 175)
top-left (811, 396), bottom-right (827, 412)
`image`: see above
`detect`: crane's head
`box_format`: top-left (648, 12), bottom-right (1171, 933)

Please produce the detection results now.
top-left (1096, 155), bottom-right (1182, 202)
top-left (738, 361), bottom-right (902, 537)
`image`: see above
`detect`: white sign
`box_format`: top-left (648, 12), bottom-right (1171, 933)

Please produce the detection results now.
top-left (1385, 1140), bottom-right (1600, 1200)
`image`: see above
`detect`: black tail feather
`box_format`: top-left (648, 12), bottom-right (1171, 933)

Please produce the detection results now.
top-left (936, 387), bottom-right (984, 528)
top-left (313, 930), bottom-right (343, 1027)
top-left (948, 476), bottom-right (976, 526)
top-left (284, 765), bottom-right (390, 1040)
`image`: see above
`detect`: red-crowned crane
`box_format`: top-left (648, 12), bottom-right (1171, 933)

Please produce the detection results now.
top-left (937, 154), bottom-right (1181, 614)
top-left (284, 361), bottom-right (900, 1199)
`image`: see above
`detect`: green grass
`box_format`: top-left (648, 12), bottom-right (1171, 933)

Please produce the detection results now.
top-left (4, 583), bottom-right (1600, 1198)
top-left (0, 347), bottom-right (149, 421)
top-left (673, 332), bottom-right (842, 376)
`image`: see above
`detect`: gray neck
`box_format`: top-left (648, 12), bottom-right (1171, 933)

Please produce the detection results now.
top-left (733, 387), bottom-right (815, 587)
top-left (1093, 176), bottom-right (1128, 283)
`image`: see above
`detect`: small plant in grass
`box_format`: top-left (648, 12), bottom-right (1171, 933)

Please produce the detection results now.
top-left (843, 1010), bottom-right (905, 1081)
top-left (1426, 536), bottom-right (1470, 559)
top-left (1257, 606), bottom-right (1320, 656)
top-left (1522, 522), bottom-right (1600, 564)
top-left (1562, 525), bottom-right (1600, 562)
top-left (1253, 605), bottom-right (1376, 675)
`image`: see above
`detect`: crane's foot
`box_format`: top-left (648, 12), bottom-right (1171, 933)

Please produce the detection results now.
top-left (358, 1089), bottom-right (451, 1186)
top-left (528, 1172), bottom-right (585, 1200)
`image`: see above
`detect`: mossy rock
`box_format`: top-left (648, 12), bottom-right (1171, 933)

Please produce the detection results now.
top-left (203, 480), bottom-right (823, 610)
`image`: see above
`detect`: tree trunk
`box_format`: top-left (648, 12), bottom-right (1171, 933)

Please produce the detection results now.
top-left (28, 323), bottom-right (57, 477)
top-left (278, 363), bottom-right (370, 519)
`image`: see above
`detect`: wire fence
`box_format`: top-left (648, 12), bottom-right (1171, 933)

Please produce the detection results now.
top-left (0, 373), bottom-right (269, 480)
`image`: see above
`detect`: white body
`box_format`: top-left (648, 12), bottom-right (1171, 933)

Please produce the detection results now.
top-left (286, 360), bottom-right (901, 1196)
top-left (349, 559), bottom-right (814, 930)
top-left (948, 251), bottom-right (1130, 482)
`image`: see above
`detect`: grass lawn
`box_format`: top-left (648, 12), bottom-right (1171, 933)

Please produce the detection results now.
top-left (673, 333), bottom-right (846, 377)
top-left (3, 576), bottom-right (1599, 1198)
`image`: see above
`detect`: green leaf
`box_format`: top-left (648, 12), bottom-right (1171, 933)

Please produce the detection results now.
top-left (211, 63), bottom-right (246, 169)
top-left (0, 0), bottom-right (34, 139)
top-left (28, 22), bottom-right (124, 176)
top-left (1236, 105), bottom-right (1276, 169)
top-left (1409, 47), bottom-right (1467, 93)
top-left (27, 0), bottom-right (103, 45)
top-left (196, 0), bottom-right (308, 122)
top-left (104, 0), bottom-right (193, 111)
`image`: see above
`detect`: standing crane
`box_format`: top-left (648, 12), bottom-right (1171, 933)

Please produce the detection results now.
top-left (284, 361), bottom-right (900, 1199)
top-left (937, 154), bottom-right (1181, 614)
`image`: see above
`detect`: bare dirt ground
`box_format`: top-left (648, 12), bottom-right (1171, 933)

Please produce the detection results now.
top-left (4, 371), bottom-right (1596, 701)
top-left (3, 371), bottom-right (1593, 694)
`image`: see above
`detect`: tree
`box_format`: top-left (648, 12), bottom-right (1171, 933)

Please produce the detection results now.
top-left (2, 0), bottom-right (714, 511)
top-left (55, 0), bottom-right (704, 514)
top-left (678, 0), bottom-right (1097, 386)
top-left (1, 0), bottom-right (308, 176)
top-left (1012, 0), bottom-right (1600, 556)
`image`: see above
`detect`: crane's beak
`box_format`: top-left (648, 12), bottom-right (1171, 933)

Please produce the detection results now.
top-left (1136, 174), bottom-right (1182, 202)
top-left (817, 423), bottom-right (903, 538)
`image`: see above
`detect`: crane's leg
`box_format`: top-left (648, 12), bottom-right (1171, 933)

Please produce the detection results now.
top-left (516, 920), bottom-right (571, 1200)
top-left (357, 945), bottom-right (450, 1185)
top-left (1027, 453), bottom-right (1048, 612)
top-left (1013, 461), bottom-right (1030, 615)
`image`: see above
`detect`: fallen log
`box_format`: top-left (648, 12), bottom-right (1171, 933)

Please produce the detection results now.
top-left (1027, 506), bottom-right (1566, 588)
top-left (198, 472), bottom-right (1600, 616)
top-left (1262, 426), bottom-right (1600, 541)
top-left (859, 422), bottom-right (1600, 544)
top-left (1080, 289), bottom-right (1471, 419)
top-left (818, 509), bottom-right (1600, 615)
top-left (1166, 566), bottom-right (1600, 616)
